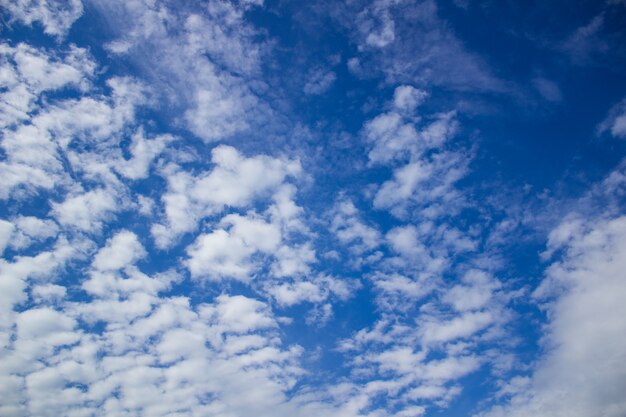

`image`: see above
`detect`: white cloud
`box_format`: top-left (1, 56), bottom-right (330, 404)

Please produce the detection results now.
top-left (271, 243), bottom-right (316, 278)
top-left (9, 216), bottom-right (59, 250)
top-left (357, 0), bottom-right (399, 48)
top-left (192, 146), bottom-right (301, 209)
top-left (186, 213), bottom-right (282, 281)
top-left (0, 236), bottom-right (78, 329)
top-left (0, 43), bottom-right (93, 128)
top-left (346, 0), bottom-right (505, 91)
top-left (115, 128), bottom-right (174, 180)
top-left (0, 220), bottom-right (14, 255)
top-left (598, 98), bottom-right (626, 139)
top-left (362, 89), bottom-right (462, 218)
top-left (442, 270), bottom-right (500, 312)
top-left (0, 0), bottom-right (83, 37)
top-left (31, 284), bottom-right (67, 303)
top-left (331, 199), bottom-right (382, 254)
top-left (393, 85), bottom-right (428, 112)
top-left (202, 294), bottom-right (277, 333)
top-left (92, 230), bottom-right (146, 271)
top-left (16, 307), bottom-right (77, 345)
top-left (532, 77), bottom-right (562, 102)
top-left (419, 311), bottom-right (494, 345)
top-left (1, 69), bottom-right (147, 201)
top-left (385, 225), bottom-right (446, 273)
top-left (365, 111), bottom-right (419, 164)
top-left (91, 0), bottom-right (270, 142)
top-left (153, 145), bottom-right (301, 247)
top-left (478, 215), bottom-right (626, 417)
top-left (374, 150), bottom-right (467, 218)
top-left (270, 281), bottom-right (325, 307)
top-left (51, 188), bottom-right (119, 233)
top-left (303, 67), bottom-right (337, 95)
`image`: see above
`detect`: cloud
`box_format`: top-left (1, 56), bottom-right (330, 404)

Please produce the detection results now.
top-left (0, 0), bottom-right (83, 37)
top-left (478, 214), bottom-right (626, 417)
top-left (373, 151), bottom-right (467, 218)
top-left (51, 188), bottom-right (119, 233)
top-left (1, 68), bottom-right (148, 200)
top-left (92, 231), bottom-right (146, 271)
top-left (361, 86), bottom-right (465, 218)
top-left (532, 77), bottom-right (562, 102)
top-left (4, 216), bottom-right (59, 250)
top-left (331, 199), bottom-right (382, 254)
top-left (393, 85), bottom-right (429, 112)
top-left (303, 67), bottom-right (337, 95)
top-left (0, 236), bottom-right (78, 327)
top-left (2, 2), bottom-right (624, 417)
top-left (598, 98), bottom-right (626, 139)
top-left (561, 14), bottom-right (609, 64)
top-left (152, 145), bottom-right (302, 247)
top-left (115, 129), bottom-right (175, 180)
top-left (344, 0), bottom-right (506, 91)
top-left (90, 0), bottom-right (271, 142)
top-left (186, 213), bottom-right (282, 281)
top-left (0, 42), bottom-right (93, 128)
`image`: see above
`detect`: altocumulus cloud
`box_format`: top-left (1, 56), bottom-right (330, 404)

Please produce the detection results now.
top-left (1, 1), bottom-right (626, 417)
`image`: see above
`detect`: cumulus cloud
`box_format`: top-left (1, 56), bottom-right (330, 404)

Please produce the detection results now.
top-left (186, 214), bottom-right (282, 281)
top-left (92, 230), bottom-right (146, 271)
top-left (152, 145), bottom-right (302, 247)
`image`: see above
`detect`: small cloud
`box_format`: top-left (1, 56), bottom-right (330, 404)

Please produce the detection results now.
top-left (597, 98), bottom-right (626, 139)
top-left (303, 68), bottom-right (337, 95)
top-left (532, 77), bottom-right (562, 102)
top-left (561, 14), bottom-right (608, 64)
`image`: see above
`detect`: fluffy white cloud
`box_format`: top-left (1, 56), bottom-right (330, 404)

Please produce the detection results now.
top-left (331, 199), bottom-right (382, 254)
top-left (8, 216), bottom-right (59, 250)
top-left (153, 145), bottom-right (301, 247)
top-left (201, 294), bottom-right (277, 333)
top-left (0, 0), bottom-right (83, 37)
top-left (373, 150), bottom-right (466, 218)
top-left (92, 230), bottom-right (146, 271)
top-left (91, 0), bottom-right (269, 142)
top-left (0, 43), bottom-right (93, 128)
top-left (478, 215), bottom-right (626, 417)
top-left (186, 214), bottom-right (282, 281)
top-left (116, 128), bottom-right (174, 180)
top-left (0, 220), bottom-right (14, 255)
top-left (1, 65), bottom-right (148, 200)
top-left (0, 236), bottom-right (78, 329)
top-left (51, 188), bottom-right (119, 233)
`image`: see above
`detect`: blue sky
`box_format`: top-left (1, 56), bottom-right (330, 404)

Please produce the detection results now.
top-left (1, 1), bottom-right (626, 416)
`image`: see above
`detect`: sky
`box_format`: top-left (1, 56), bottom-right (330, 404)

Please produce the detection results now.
top-left (1, 1), bottom-right (626, 416)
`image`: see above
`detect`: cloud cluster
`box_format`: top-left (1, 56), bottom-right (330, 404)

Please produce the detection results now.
top-left (2, 2), bottom-right (626, 417)
top-left (90, 0), bottom-right (273, 142)
top-left (0, 0), bottom-right (83, 37)
top-left (325, 87), bottom-right (512, 415)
